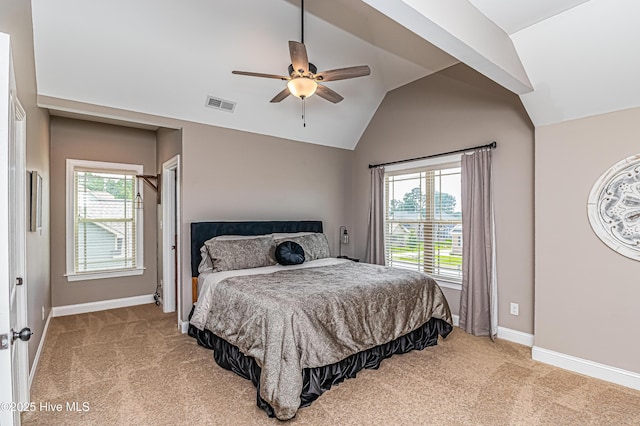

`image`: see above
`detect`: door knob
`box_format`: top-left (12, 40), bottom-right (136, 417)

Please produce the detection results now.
top-left (12, 327), bottom-right (33, 343)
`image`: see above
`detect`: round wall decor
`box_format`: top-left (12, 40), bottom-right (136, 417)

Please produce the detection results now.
top-left (587, 153), bottom-right (640, 260)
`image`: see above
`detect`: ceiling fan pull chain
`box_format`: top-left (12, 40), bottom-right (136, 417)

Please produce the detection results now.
top-left (302, 98), bottom-right (306, 127)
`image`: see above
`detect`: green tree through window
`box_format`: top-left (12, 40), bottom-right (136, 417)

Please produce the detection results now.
top-left (388, 187), bottom-right (457, 217)
top-left (83, 172), bottom-right (134, 200)
top-left (384, 165), bottom-right (462, 282)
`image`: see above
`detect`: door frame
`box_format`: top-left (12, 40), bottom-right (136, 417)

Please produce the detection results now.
top-left (161, 155), bottom-right (180, 321)
top-left (0, 31), bottom-right (29, 425)
top-left (11, 90), bottom-right (29, 405)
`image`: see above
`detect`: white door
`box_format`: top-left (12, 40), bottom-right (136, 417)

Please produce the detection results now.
top-left (162, 155), bottom-right (180, 318)
top-left (0, 33), bottom-right (30, 426)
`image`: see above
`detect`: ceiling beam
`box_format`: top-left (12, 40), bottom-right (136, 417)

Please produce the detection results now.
top-left (362, 0), bottom-right (534, 95)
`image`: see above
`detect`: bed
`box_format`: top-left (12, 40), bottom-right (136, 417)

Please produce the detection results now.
top-left (188, 220), bottom-right (453, 420)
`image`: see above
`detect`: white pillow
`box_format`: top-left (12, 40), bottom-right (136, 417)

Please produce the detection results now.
top-left (198, 246), bottom-right (214, 273)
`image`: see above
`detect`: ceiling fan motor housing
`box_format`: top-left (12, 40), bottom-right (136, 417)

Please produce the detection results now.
top-left (289, 63), bottom-right (317, 76)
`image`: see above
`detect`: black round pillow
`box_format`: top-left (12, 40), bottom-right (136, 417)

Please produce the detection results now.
top-left (275, 241), bottom-right (305, 265)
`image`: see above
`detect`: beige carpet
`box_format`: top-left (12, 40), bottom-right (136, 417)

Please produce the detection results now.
top-left (23, 304), bottom-right (640, 425)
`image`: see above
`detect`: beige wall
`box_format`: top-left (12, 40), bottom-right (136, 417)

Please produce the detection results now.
top-left (0, 0), bottom-right (51, 368)
top-left (535, 107), bottom-right (640, 373)
top-left (50, 117), bottom-right (158, 306)
top-left (156, 127), bottom-right (182, 172)
top-left (352, 64), bottom-right (535, 333)
top-left (37, 96), bottom-right (353, 321)
top-left (178, 122), bottom-right (352, 318)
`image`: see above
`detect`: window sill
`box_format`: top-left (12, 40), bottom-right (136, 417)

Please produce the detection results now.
top-left (435, 279), bottom-right (462, 291)
top-left (65, 267), bottom-right (145, 282)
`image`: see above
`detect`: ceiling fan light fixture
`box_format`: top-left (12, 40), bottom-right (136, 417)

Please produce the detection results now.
top-left (287, 77), bottom-right (317, 99)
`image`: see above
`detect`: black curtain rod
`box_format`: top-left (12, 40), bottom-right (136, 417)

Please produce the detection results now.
top-left (368, 141), bottom-right (497, 169)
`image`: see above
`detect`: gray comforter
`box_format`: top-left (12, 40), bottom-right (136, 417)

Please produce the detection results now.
top-left (190, 260), bottom-right (452, 420)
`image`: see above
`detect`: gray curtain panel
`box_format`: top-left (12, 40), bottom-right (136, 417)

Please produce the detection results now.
top-left (366, 166), bottom-right (386, 265)
top-left (459, 148), bottom-right (497, 339)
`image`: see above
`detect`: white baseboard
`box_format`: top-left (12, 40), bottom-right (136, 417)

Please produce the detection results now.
top-left (497, 326), bottom-right (535, 347)
top-left (179, 320), bottom-right (189, 334)
top-left (29, 310), bottom-right (52, 387)
top-left (532, 346), bottom-right (640, 391)
top-left (52, 294), bottom-right (155, 317)
top-left (453, 315), bottom-right (534, 347)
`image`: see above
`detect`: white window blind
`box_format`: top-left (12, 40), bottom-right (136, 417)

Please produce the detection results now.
top-left (384, 163), bottom-right (462, 282)
top-left (66, 159), bottom-right (143, 281)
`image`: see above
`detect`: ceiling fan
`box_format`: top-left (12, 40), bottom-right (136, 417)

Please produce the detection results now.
top-left (232, 0), bottom-right (371, 105)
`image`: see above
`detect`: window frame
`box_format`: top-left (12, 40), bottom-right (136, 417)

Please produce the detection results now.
top-left (65, 159), bottom-right (144, 281)
top-left (384, 154), bottom-right (463, 290)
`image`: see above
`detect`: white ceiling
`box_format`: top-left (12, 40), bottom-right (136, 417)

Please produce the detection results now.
top-left (30, 0), bottom-right (640, 147)
top-left (365, 0), bottom-right (640, 128)
top-left (467, 0), bottom-right (591, 34)
top-left (511, 0), bottom-right (640, 126)
top-left (30, 0), bottom-right (457, 150)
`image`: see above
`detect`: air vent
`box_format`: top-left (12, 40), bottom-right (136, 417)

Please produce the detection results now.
top-left (205, 95), bottom-right (236, 113)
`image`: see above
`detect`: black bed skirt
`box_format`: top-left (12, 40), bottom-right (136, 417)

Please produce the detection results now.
top-left (188, 309), bottom-right (452, 418)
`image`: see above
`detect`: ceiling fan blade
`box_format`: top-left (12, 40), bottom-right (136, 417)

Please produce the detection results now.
top-left (315, 84), bottom-right (344, 103)
top-left (315, 65), bottom-right (371, 82)
top-left (232, 70), bottom-right (289, 80)
top-left (270, 87), bottom-right (291, 103)
top-left (289, 41), bottom-right (309, 74)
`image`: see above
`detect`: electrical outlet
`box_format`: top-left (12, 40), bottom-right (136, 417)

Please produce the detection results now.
top-left (41, 306), bottom-right (45, 321)
top-left (510, 303), bottom-right (519, 316)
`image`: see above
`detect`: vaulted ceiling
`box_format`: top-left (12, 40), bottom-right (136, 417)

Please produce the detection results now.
top-left (30, 0), bottom-right (640, 149)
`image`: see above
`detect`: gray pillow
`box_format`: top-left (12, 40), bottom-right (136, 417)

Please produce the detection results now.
top-left (204, 235), bottom-right (277, 272)
top-left (273, 233), bottom-right (330, 261)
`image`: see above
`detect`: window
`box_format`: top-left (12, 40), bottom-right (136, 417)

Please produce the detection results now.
top-left (66, 159), bottom-right (144, 281)
top-left (384, 160), bottom-right (462, 283)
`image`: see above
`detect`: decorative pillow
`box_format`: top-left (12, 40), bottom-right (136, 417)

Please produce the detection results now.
top-left (204, 235), bottom-right (277, 272)
top-left (275, 241), bottom-right (305, 265)
top-left (273, 233), bottom-right (330, 261)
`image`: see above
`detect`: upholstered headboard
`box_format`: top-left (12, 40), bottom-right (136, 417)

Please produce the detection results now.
top-left (190, 220), bottom-right (323, 278)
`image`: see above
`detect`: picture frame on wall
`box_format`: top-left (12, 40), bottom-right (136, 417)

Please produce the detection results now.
top-left (29, 170), bottom-right (43, 232)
